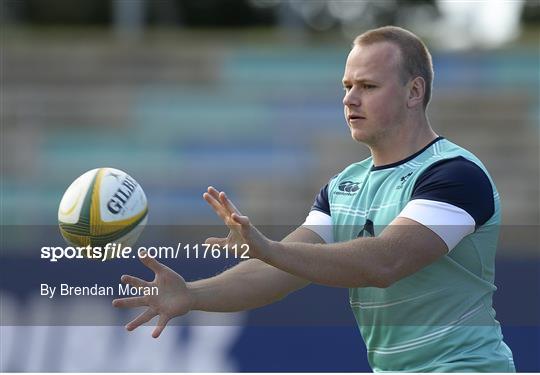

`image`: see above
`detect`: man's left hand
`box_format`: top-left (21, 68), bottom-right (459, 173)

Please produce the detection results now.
top-left (203, 186), bottom-right (274, 261)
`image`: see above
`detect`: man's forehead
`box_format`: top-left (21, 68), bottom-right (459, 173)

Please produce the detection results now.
top-left (343, 42), bottom-right (401, 80)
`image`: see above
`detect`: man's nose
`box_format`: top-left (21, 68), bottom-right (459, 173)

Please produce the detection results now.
top-left (343, 89), bottom-right (360, 107)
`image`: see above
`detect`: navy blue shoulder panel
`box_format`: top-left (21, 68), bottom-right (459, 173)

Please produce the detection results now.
top-left (411, 156), bottom-right (494, 226)
top-left (311, 183), bottom-right (330, 216)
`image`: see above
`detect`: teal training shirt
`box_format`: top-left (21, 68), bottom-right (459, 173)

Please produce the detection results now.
top-left (305, 137), bottom-right (515, 372)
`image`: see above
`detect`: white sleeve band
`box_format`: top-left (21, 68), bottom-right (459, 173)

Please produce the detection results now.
top-left (398, 199), bottom-right (476, 252)
top-left (301, 210), bottom-right (334, 244)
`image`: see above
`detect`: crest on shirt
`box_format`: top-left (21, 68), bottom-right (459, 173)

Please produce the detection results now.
top-left (396, 172), bottom-right (413, 190)
top-left (335, 180), bottom-right (361, 196)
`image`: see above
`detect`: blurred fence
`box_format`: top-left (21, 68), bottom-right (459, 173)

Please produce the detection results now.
top-left (2, 30), bottom-right (539, 248)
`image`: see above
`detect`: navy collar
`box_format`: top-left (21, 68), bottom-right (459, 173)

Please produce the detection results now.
top-left (370, 136), bottom-right (444, 171)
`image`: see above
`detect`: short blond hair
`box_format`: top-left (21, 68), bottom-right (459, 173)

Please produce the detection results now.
top-left (354, 26), bottom-right (434, 108)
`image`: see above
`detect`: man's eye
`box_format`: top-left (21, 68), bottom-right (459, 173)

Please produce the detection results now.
top-left (343, 86), bottom-right (351, 92)
top-left (362, 84), bottom-right (376, 89)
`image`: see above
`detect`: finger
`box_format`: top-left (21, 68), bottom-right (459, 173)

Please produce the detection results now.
top-left (112, 296), bottom-right (147, 309)
top-left (204, 237), bottom-right (228, 246)
top-left (203, 192), bottom-right (229, 221)
top-left (139, 252), bottom-right (164, 274)
top-left (126, 308), bottom-right (157, 331)
top-left (207, 186), bottom-right (221, 200)
top-left (209, 187), bottom-right (243, 216)
top-left (219, 192), bottom-right (242, 215)
top-left (152, 314), bottom-right (171, 338)
top-left (120, 274), bottom-right (150, 288)
top-left (204, 190), bottom-right (240, 230)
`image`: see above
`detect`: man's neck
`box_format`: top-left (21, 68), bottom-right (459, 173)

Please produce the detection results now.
top-left (370, 121), bottom-right (438, 168)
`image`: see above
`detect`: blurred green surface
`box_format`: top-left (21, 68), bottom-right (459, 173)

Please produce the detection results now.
top-left (1, 28), bottom-right (538, 256)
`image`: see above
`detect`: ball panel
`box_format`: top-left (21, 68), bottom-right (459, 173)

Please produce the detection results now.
top-left (89, 211), bottom-right (148, 245)
top-left (58, 168), bottom-right (99, 224)
top-left (88, 214), bottom-right (148, 250)
top-left (88, 168), bottom-right (148, 236)
top-left (59, 226), bottom-right (90, 247)
top-left (111, 216), bottom-right (148, 249)
top-left (98, 168), bottom-right (147, 223)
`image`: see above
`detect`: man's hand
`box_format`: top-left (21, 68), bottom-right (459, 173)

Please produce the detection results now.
top-left (203, 186), bottom-right (275, 260)
top-left (112, 253), bottom-right (193, 338)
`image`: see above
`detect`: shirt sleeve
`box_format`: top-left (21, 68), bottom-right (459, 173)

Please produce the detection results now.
top-left (398, 156), bottom-right (495, 251)
top-left (301, 183), bottom-right (333, 243)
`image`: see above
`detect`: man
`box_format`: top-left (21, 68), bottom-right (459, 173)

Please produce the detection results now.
top-left (113, 26), bottom-right (515, 372)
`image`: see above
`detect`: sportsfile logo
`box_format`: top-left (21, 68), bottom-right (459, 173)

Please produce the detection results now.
top-left (335, 180), bottom-right (361, 196)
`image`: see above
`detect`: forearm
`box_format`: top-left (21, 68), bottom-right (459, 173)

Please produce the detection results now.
top-left (263, 237), bottom-right (396, 288)
top-left (188, 259), bottom-right (299, 312)
top-left (260, 220), bottom-right (446, 288)
top-left (188, 238), bottom-right (386, 314)
top-left (188, 227), bottom-right (321, 312)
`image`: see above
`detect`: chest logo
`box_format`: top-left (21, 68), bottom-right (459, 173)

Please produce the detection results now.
top-left (396, 172), bottom-right (413, 190)
top-left (335, 180), bottom-right (361, 195)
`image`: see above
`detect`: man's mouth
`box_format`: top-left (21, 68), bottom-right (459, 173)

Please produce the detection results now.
top-left (348, 114), bottom-right (366, 121)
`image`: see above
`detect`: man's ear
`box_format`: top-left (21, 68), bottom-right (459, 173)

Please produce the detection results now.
top-left (407, 76), bottom-right (425, 108)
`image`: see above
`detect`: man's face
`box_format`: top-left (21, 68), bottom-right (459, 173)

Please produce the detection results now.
top-left (342, 42), bottom-right (409, 145)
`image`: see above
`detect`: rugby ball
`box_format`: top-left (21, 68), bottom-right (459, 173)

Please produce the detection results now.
top-left (58, 168), bottom-right (148, 248)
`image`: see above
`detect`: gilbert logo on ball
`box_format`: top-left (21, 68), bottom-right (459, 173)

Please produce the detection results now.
top-left (58, 168), bottom-right (148, 249)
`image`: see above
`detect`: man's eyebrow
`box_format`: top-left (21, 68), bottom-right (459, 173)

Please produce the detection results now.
top-left (342, 78), bottom-right (377, 85)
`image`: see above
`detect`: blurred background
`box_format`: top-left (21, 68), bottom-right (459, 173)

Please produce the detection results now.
top-left (1, 0), bottom-right (539, 372)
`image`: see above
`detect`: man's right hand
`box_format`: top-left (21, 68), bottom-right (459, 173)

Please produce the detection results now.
top-left (112, 252), bottom-right (193, 338)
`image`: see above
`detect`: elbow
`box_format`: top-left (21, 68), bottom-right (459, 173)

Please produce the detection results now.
top-left (348, 270), bottom-right (395, 289)
top-left (371, 274), bottom-right (395, 288)
top-left (366, 264), bottom-right (399, 289)
top-left (367, 273), bottom-right (395, 289)
top-left (368, 243), bottom-right (402, 288)
top-left (348, 239), bottom-right (404, 288)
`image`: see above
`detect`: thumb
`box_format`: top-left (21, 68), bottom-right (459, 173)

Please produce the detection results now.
top-left (231, 213), bottom-right (250, 226)
top-left (204, 237), bottom-right (228, 246)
